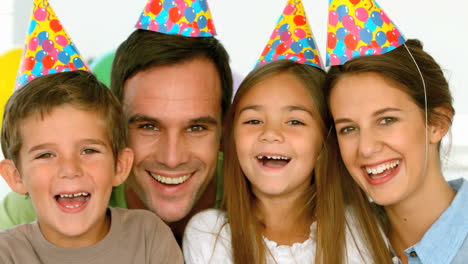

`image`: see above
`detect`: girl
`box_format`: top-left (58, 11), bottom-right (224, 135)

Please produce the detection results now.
top-left (326, 39), bottom-right (468, 264)
top-left (183, 59), bottom-right (390, 263)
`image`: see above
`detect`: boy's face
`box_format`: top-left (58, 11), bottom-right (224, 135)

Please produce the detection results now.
top-left (15, 105), bottom-right (128, 247)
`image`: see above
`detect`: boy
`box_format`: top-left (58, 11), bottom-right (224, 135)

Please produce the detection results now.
top-left (0, 70), bottom-right (183, 263)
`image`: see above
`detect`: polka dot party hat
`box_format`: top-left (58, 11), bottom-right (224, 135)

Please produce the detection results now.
top-left (257, 0), bottom-right (323, 69)
top-left (15, 0), bottom-right (89, 89)
top-left (135, 0), bottom-right (216, 37)
top-left (326, 0), bottom-right (406, 66)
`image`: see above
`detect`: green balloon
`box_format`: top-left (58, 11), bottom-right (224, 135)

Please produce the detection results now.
top-left (89, 50), bottom-right (115, 87)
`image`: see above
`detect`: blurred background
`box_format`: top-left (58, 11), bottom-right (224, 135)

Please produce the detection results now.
top-left (0, 0), bottom-right (466, 198)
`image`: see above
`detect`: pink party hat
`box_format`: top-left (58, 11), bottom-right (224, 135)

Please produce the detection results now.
top-left (326, 0), bottom-right (406, 66)
top-left (135, 0), bottom-right (216, 37)
top-left (257, 0), bottom-right (323, 69)
top-left (15, 0), bottom-right (89, 89)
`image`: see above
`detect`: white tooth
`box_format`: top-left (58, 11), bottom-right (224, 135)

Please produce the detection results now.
top-left (258, 156), bottom-right (263, 159)
top-left (366, 167), bottom-right (372, 174)
top-left (151, 173), bottom-right (191, 185)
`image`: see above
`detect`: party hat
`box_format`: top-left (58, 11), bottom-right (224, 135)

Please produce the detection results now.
top-left (326, 0), bottom-right (406, 66)
top-left (135, 0), bottom-right (216, 37)
top-left (257, 0), bottom-right (323, 69)
top-left (15, 0), bottom-right (89, 89)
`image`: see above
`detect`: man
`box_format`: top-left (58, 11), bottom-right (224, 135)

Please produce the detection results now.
top-left (111, 29), bottom-right (233, 241)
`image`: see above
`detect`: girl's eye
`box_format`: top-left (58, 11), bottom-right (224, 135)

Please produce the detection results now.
top-left (338, 126), bottom-right (356, 135)
top-left (287, 120), bottom-right (304, 125)
top-left (380, 117), bottom-right (397, 125)
top-left (243, 119), bottom-right (262, 125)
top-left (35, 153), bottom-right (54, 159)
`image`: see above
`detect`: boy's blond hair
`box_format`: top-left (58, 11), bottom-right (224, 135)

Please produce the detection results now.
top-left (1, 70), bottom-right (127, 164)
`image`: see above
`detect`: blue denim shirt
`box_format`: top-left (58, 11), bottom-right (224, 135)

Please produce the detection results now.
top-left (392, 178), bottom-right (468, 264)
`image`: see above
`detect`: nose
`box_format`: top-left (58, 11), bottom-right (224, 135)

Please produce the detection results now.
top-left (157, 131), bottom-right (189, 169)
top-left (59, 155), bottom-right (83, 179)
top-left (259, 121), bottom-right (284, 143)
top-left (358, 128), bottom-right (383, 158)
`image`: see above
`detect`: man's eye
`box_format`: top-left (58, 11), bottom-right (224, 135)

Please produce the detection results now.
top-left (35, 153), bottom-right (54, 159)
top-left (81, 148), bottom-right (99, 155)
top-left (187, 125), bottom-right (206, 132)
top-left (380, 117), bottom-right (397, 125)
top-left (243, 120), bottom-right (262, 125)
top-left (287, 120), bottom-right (304, 125)
top-left (138, 123), bottom-right (158, 130)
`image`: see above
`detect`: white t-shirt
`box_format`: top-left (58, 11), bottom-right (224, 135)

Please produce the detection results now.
top-left (183, 209), bottom-right (373, 264)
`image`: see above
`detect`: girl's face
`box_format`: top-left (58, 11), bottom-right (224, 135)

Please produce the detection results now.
top-left (234, 73), bottom-right (323, 201)
top-left (330, 72), bottom-right (444, 206)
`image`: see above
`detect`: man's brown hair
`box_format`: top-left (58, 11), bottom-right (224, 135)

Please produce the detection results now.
top-left (111, 30), bottom-right (233, 119)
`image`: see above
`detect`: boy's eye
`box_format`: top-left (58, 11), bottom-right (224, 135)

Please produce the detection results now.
top-left (379, 117), bottom-right (397, 125)
top-left (35, 153), bottom-right (54, 159)
top-left (287, 120), bottom-right (304, 125)
top-left (187, 125), bottom-right (206, 132)
top-left (81, 148), bottom-right (99, 155)
top-left (243, 119), bottom-right (262, 125)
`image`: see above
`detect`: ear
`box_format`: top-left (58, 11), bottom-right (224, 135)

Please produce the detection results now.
top-left (429, 106), bottom-right (453, 144)
top-left (112, 148), bottom-right (134, 187)
top-left (0, 160), bottom-right (28, 194)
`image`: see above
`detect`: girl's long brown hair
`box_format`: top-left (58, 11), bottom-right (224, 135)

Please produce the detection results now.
top-left (222, 59), bottom-right (392, 263)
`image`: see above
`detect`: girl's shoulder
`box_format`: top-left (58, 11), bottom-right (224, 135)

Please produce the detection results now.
top-left (183, 209), bottom-right (232, 264)
top-left (186, 208), bottom-right (228, 233)
top-left (184, 209), bottom-right (231, 245)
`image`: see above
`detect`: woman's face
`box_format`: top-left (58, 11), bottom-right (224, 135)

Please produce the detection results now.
top-left (234, 73), bottom-right (323, 201)
top-left (329, 72), bottom-right (444, 206)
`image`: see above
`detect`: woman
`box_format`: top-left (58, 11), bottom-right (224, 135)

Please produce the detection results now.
top-left (325, 39), bottom-right (467, 264)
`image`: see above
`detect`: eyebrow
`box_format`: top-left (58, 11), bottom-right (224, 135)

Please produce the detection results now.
top-left (239, 105), bottom-right (313, 116)
top-left (128, 114), bottom-right (160, 125)
top-left (128, 114), bottom-right (218, 126)
top-left (189, 116), bottom-right (219, 126)
top-left (334, 107), bottom-right (402, 125)
top-left (28, 139), bottom-right (108, 154)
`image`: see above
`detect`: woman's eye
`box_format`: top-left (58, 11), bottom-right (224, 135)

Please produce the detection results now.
top-left (287, 120), bottom-right (304, 125)
top-left (338, 126), bottom-right (356, 135)
top-left (380, 117), bottom-right (397, 125)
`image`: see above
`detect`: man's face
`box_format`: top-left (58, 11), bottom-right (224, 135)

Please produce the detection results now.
top-left (123, 57), bottom-right (222, 222)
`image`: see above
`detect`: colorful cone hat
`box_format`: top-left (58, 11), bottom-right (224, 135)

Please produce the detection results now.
top-left (257, 0), bottom-right (323, 69)
top-left (326, 0), bottom-right (406, 66)
top-left (135, 0), bottom-right (216, 37)
top-left (15, 0), bottom-right (89, 89)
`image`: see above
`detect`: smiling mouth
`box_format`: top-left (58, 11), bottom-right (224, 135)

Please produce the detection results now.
top-left (148, 172), bottom-right (192, 185)
top-left (55, 192), bottom-right (90, 209)
top-left (256, 155), bottom-right (291, 168)
top-left (364, 160), bottom-right (400, 179)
